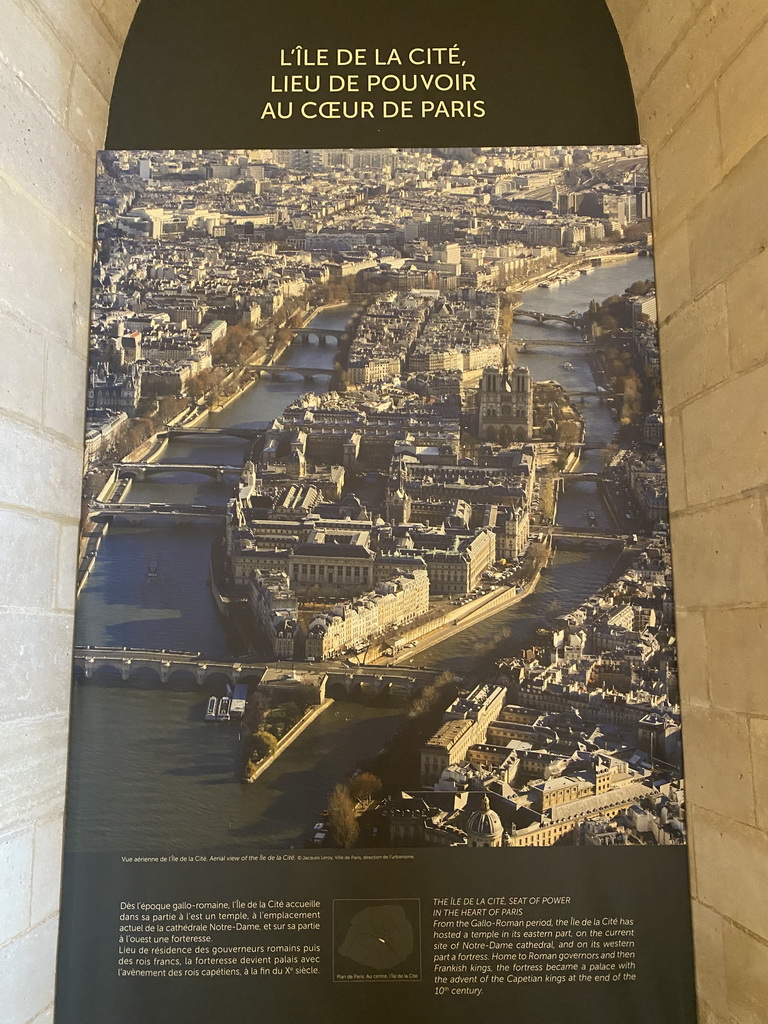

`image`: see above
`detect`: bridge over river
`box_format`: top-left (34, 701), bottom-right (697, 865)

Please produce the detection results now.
top-left (247, 365), bottom-right (334, 382)
top-left (514, 309), bottom-right (584, 328)
top-left (515, 337), bottom-right (590, 350)
top-left (115, 462), bottom-right (243, 481)
top-left (88, 502), bottom-right (224, 522)
top-left (73, 647), bottom-right (434, 694)
top-left (159, 426), bottom-right (266, 441)
top-left (557, 471), bottom-right (601, 483)
top-left (547, 525), bottom-right (636, 548)
top-left (290, 326), bottom-right (346, 346)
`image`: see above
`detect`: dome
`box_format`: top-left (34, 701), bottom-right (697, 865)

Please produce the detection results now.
top-left (466, 795), bottom-right (504, 841)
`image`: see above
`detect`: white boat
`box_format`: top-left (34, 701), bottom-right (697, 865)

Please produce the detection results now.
top-left (205, 696), bottom-right (217, 721)
top-left (562, 362), bottom-right (575, 371)
top-left (217, 696), bottom-right (231, 721)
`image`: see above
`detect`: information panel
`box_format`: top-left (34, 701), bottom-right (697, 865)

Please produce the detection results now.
top-left (57, 3), bottom-right (696, 1023)
top-left (59, 849), bottom-right (694, 1023)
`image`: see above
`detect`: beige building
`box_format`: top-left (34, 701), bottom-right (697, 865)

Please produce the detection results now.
top-left (289, 527), bottom-right (375, 597)
top-left (305, 568), bottom-right (429, 660)
top-left (247, 569), bottom-right (299, 661)
top-left (421, 684), bottom-right (506, 784)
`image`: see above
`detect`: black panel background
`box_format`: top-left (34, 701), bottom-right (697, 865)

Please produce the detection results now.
top-left (106, 0), bottom-right (639, 149)
top-left (57, 847), bottom-right (696, 1024)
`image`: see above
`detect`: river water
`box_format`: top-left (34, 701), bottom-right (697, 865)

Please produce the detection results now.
top-left (66, 258), bottom-right (655, 853)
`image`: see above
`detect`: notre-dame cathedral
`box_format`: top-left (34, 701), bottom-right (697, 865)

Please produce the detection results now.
top-left (477, 362), bottom-right (534, 443)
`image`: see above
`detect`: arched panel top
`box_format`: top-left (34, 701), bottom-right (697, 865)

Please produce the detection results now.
top-left (107, 0), bottom-right (638, 149)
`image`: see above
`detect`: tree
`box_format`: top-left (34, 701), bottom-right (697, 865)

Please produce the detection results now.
top-left (348, 772), bottom-right (382, 805)
top-left (624, 278), bottom-right (654, 297)
top-left (212, 322), bottom-right (264, 367)
top-left (556, 419), bottom-right (583, 444)
top-left (186, 368), bottom-right (216, 401)
top-left (327, 784), bottom-right (359, 848)
top-left (410, 671), bottom-right (458, 716)
top-left (280, 702), bottom-right (304, 728)
top-left (250, 730), bottom-right (278, 762)
top-left (527, 541), bottom-right (550, 574)
top-left (242, 691), bottom-right (268, 735)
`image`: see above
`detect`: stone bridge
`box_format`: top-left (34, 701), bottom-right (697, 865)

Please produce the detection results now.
top-left (514, 309), bottom-right (584, 328)
top-left (325, 671), bottom-right (426, 697)
top-left (291, 327), bottom-right (346, 346)
top-left (557, 471), bottom-right (601, 483)
top-left (248, 365), bottom-right (334, 382)
top-left (115, 462), bottom-right (242, 481)
top-left (567, 390), bottom-right (616, 400)
top-left (159, 427), bottom-right (266, 441)
top-left (73, 647), bottom-right (267, 685)
top-left (548, 525), bottom-right (625, 544)
top-left (88, 502), bottom-right (224, 522)
top-left (73, 649), bottom-right (433, 695)
top-left (515, 338), bottom-right (589, 350)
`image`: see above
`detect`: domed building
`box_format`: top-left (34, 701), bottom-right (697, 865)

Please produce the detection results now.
top-left (465, 795), bottom-right (505, 848)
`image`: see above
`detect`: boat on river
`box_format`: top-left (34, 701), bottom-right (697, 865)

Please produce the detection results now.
top-left (205, 696), bottom-right (218, 721)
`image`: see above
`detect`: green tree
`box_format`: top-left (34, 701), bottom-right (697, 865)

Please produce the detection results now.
top-left (624, 279), bottom-right (654, 297)
top-left (250, 730), bottom-right (278, 762)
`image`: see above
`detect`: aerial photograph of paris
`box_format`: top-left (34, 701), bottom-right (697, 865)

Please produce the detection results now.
top-left (65, 146), bottom-right (685, 854)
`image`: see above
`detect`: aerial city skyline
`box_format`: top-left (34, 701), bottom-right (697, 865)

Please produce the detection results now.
top-left (69, 145), bottom-right (683, 854)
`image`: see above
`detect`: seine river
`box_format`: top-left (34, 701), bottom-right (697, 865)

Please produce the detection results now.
top-left (66, 257), bottom-right (655, 853)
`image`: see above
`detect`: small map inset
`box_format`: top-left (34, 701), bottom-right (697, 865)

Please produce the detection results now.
top-left (333, 899), bottom-right (421, 982)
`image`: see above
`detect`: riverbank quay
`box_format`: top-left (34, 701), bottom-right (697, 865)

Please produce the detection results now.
top-left (243, 699), bottom-right (333, 784)
top-left (513, 247), bottom-right (643, 296)
top-left (382, 570), bottom-right (544, 668)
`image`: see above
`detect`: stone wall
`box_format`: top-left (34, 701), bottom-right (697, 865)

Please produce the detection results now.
top-left (607, 2), bottom-right (768, 1021)
top-left (0, 2), bottom-right (137, 1021)
top-left (0, 2), bottom-right (766, 1022)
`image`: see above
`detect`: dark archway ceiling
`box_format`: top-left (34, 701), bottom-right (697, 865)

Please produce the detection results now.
top-left (106, 0), bottom-right (638, 149)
